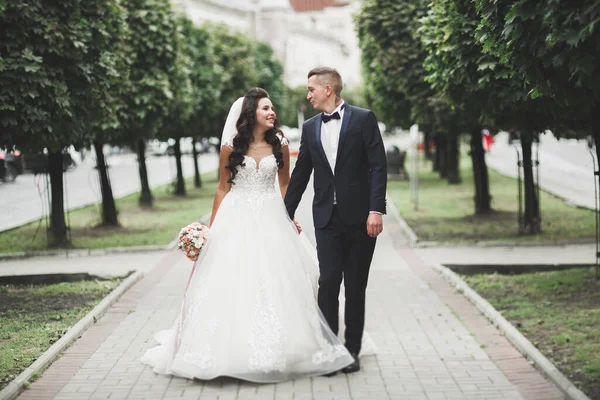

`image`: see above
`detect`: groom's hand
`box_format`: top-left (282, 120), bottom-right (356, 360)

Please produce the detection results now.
top-left (293, 219), bottom-right (303, 234)
top-left (366, 213), bottom-right (383, 238)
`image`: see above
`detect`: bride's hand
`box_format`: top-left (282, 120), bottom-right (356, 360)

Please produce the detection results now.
top-left (293, 219), bottom-right (302, 234)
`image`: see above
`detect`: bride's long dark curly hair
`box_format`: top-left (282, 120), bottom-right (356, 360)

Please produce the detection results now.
top-left (227, 88), bottom-right (285, 183)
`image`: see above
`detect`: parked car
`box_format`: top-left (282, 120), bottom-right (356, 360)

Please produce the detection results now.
top-left (0, 149), bottom-right (24, 182)
top-left (166, 137), bottom-right (211, 156)
top-left (147, 139), bottom-right (170, 157)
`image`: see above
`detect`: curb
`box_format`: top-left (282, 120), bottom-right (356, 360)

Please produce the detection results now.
top-left (432, 263), bottom-right (591, 400)
top-left (0, 244), bottom-right (173, 262)
top-left (0, 269), bottom-right (145, 400)
top-left (386, 192), bottom-right (418, 246)
top-left (441, 263), bottom-right (593, 276)
top-left (414, 238), bottom-right (596, 248)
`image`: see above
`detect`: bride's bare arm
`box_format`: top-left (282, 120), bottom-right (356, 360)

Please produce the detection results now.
top-left (278, 144), bottom-right (291, 199)
top-left (209, 146), bottom-right (233, 227)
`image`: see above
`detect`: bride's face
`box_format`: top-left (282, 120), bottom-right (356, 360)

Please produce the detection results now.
top-left (255, 98), bottom-right (276, 132)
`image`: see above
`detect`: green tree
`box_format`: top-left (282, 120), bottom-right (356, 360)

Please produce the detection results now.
top-left (356, 0), bottom-right (463, 184)
top-left (119, 0), bottom-right (181, 207)
top-left (255, 42), bottom-right (285, 113)
top-left (419, 0), bottom-right (505, 213)
top-left (156, 15), bottom-right (194, 197)
top-left (279, 85), bottom-right (319, 129)
top-left (343, 85), bottom-right (368, 110)
top-left (355, 2), bottom-right (412, 131)
top-left (90, 7), bottom-right (131, 227)
top-left (0, 0), bottom-right (128, 245)
top-left (474, 0), bottom-right (592, 233)
top-left (207, 24), bottom-right (259, 145)
top-left (475, 0), bottom-right (598, 152)
top-left (180, 21), bottom-right (222, 188)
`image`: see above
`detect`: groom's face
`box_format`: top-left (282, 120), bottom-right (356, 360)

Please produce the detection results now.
top-left (307, 75), bottom-right (330, 112)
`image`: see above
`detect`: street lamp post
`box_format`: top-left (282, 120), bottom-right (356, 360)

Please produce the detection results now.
top-left (409, 124), bottom-right (419, 211)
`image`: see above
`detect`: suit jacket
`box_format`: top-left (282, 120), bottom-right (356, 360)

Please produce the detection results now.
top-left (285, 103), bottom-right (387, 229)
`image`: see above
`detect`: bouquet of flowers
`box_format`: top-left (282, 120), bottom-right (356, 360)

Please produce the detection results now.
top-left (177, 222), bottom-right (209, 261)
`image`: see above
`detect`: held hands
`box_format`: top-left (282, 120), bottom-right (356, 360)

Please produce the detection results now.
top-left (293, 219), bottom-right (303, 234)
top-left (366, 213), bottom-right (383, 238)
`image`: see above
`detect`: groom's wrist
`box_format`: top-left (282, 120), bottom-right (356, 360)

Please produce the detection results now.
top-left (369, 211), bottom-right (383, 215)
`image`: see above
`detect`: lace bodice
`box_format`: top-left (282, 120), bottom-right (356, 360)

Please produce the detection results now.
top-left (224, 134), bottom-right (288, 211)
top-left (230, 155), bottom-right (278, 195)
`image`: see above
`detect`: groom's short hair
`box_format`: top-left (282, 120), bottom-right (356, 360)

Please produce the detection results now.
top-left (308, 67), bottom-right (343, 98)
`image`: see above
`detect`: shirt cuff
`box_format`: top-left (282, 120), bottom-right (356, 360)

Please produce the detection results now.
top-left (369, 211), bottom-right (383, 215)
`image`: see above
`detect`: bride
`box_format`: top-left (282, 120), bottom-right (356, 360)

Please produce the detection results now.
top-left (141, 88), bottom-right (361, 382)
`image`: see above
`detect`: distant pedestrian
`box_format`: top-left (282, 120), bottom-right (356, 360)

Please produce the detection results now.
top-left (482, 129), bottom-right (494, 152)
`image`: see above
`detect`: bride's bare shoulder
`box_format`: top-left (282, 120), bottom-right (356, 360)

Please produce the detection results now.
top-left (276, 133), bottom-right (289, 146)
top-left (219, 145), bottom-right (233, 159)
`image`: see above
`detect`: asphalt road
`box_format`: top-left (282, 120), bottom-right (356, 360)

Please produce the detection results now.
top-left (0, 151), bottom-right (219, 232)
top-left (486, 131), bottom-right (595, 210)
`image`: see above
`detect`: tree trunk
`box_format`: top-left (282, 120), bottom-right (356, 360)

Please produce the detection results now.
top-left (93, 141), bottom-right (119, 226)
top-left (136, 138), bottom-right (153, 207)
top-left (521, 132), bottom-right (541, 234)
top-left (48, 151), bottom-right (69, 247)
top-left (424, 131), bottom-right (433, 160)
top-left (446, 134), bottom-right (461, 184)
top-left (173, 138), bottom-right (186, 196)
top-left (435, 134), bottom-right (447, 177)
top-left (470, 128), bottom-right (491, 214)
top-left (192, 137), bottom-right (202, 188)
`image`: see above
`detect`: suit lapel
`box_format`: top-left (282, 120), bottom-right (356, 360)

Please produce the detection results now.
top-left (335, 104), bottom-right (354, 171)
top-left (314, 115), bottom-right (330, 169)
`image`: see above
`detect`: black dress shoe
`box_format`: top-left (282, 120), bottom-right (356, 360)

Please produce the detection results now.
top-left (342, 353), bottom-right (360, 374)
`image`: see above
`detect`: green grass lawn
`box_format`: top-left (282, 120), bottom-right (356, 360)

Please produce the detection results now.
top-left (463, 268), bottom-right (599, 399)
top-left (0, 279), bottom-right (122, 390)
top-left (0, 172), bottom-right (218, 254)
top-left (388, 152), bottom-right (595, 243)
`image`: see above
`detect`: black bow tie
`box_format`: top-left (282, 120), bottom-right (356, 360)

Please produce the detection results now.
top-left (322, 111), bottom-right (341, 123)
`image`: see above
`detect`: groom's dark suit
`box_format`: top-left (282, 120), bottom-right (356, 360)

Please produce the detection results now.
top-left (285, 103), bottom-right (387, 355)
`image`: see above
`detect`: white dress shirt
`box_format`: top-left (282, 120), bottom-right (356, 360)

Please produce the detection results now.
top-left (321, 101), bottom-right (345, 204)
top-left (320, 101), bottom-right (345, 173)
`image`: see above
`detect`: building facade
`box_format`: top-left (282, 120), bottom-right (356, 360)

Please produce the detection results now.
top-left (171, 0), bottom-right (362, 88)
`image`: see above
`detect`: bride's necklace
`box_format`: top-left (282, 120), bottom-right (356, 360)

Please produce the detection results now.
top-left (250, 142), bottom-right (268, 150)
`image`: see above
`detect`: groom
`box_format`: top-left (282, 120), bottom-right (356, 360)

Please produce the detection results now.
top-left (285, 67), bottom-right (387, 374)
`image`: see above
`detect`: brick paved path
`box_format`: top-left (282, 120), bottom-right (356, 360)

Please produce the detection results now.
top-left (19, 200), bottom-right (565, 400)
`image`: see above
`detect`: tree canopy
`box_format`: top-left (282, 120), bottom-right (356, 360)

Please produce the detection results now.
top-left (0, 0), bottom-right (128, 153)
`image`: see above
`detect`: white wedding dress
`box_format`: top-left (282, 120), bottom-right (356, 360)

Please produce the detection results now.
top-left (141, 151), bottom-right (363, 382)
